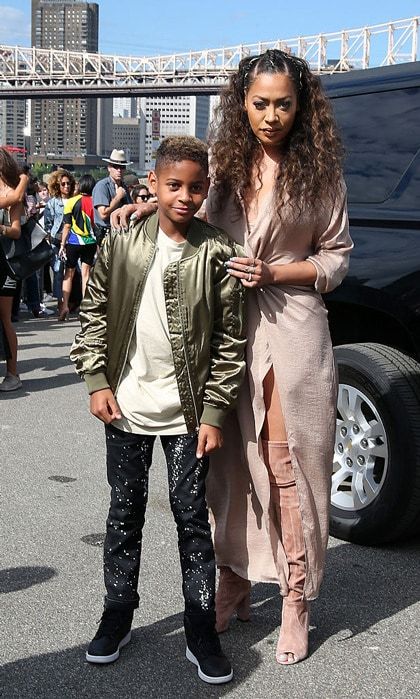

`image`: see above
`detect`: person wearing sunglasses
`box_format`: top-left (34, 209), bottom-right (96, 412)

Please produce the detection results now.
top-left (131, 184), bottom-right (151, 204)
top-left (43, 170), bottom-right (76, 316)
top-left (92, 150), bottom-right (133, 247)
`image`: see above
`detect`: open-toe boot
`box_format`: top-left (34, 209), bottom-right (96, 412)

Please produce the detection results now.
top-left (262, 439), bottom-right (309, 665)
top-left (276, 597), bottom-right (309, 664)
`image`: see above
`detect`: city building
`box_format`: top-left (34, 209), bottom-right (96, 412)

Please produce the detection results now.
top-left (30, 0), bottom-right (112, 168)
top-left (138, 95), bottom-right (210, 173)
top-left (112, 117), bottom-right (141, 171)
top-left (0, 99), bottom-right (27, 164)
top-left (113, 98), bottom-right (137, 119)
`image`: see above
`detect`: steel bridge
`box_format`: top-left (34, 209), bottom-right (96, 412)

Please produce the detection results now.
top-left (0, 16), bottom-right (418, 99)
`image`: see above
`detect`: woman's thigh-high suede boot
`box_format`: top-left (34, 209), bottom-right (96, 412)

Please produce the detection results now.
top-left (262, 439), bottom-right (309, 665)
top-left (215, 566), bottom-right (251, 633)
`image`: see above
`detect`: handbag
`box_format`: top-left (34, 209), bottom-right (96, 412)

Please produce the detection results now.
top-left (0, 213), bottom-right (53, 281)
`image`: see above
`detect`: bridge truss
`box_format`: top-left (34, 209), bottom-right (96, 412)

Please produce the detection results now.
top-left (0, 16), bottom-right (418, 98)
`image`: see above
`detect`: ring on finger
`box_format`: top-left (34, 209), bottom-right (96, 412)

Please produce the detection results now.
top-left (248, 271), bottom-right (252, 282)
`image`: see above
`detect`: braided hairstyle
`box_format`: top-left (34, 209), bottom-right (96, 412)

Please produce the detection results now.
top-left (209, 49), bottom-right (344, 217)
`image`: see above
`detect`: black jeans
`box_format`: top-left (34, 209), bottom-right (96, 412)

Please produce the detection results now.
top-left (103, 424), bottom-right (216, 619)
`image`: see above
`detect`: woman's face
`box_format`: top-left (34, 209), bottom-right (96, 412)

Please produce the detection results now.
top-left (60, 176), bottom-right (72, 198)
top-left (244, 71), bottom-right (298, 149)
top-left (39, 185), bottom-right (49, 201)
top-left (136, 187), bottom-right (149, 203)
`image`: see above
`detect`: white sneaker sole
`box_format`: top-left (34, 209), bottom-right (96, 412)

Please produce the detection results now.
top-left (186, 647), bottom-right (233, 684)
top-left (85, 630), bottom-right (131, 664)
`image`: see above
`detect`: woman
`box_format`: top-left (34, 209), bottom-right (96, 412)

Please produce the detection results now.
top-left (205, 50), bottom-right (353, 665)
top-left (37, 181), bottom-right (53, 300)
top-left (23, 174), bottom-right (43, 318)
top-left (58, 174), bottom-right (96, 321)
top-left (0, 149), bottom-right (25, 392)
top-left (44, 169), bottom-right (75, 314)
top-left (131, 184), bottom-right (150, 204)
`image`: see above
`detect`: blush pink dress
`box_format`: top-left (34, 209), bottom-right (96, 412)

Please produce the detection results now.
top-left (206, 186), bottom-right (353, 600)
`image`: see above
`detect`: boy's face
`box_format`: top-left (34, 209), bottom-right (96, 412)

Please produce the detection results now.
top-left (148, 160), bottom-right (209, 236)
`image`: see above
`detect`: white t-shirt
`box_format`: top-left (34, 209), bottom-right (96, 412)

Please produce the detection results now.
top-left (114, 228), bottom-right (187, 435)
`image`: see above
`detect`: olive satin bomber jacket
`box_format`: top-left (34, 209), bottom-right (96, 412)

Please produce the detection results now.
top-left (70, 212), bottom-right (247, 432)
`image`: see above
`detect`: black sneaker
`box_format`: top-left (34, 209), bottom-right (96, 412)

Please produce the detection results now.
top-left (186, 627), bottom-right (233, 684)
top-left (86, 607), bottom-right (133, 664)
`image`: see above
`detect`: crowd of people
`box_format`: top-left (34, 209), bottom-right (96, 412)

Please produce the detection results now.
top-left (0, 150), bottom-right (153, 390)
top-left (1, 49), bottom-right (353, 686)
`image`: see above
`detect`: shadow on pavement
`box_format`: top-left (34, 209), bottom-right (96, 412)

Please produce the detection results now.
top-left (0, 566), bottom-right (57, 594)
top-left (15, 317), bottom-right (79, 334)
top-left (1, 538), bottom-right (419, 697)
top-left (0, 355), bottom-right (81, 397)
top-left (18, 343), bottom-right (72, 352)
top-left (0, 611), bottom-right (263, 699)
top-left (306, 536), bottom-right (420, 651)
top-left (0, 371), bottom-right (80, 398)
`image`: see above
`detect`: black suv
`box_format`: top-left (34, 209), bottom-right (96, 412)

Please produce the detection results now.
top-left (321, 61), bottom-right (420, 545)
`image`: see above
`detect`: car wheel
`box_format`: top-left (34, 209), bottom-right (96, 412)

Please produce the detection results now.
top-left (330, 343), bottom-right (420, 545)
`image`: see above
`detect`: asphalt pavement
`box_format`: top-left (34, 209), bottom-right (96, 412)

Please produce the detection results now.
top-left (1, 311), bottom-right (419, 698)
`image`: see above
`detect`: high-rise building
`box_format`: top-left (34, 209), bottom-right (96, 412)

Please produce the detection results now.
top-left (113, 117), bottom-right (141, 170)
top-left (0, 100), bottom-right (27, 164)
top-left (30, 0), bottom-right (112, 167)
top-left (113, 98), bottom-right (137, 119)
top-left (138, 95), bottom-right (210, 173)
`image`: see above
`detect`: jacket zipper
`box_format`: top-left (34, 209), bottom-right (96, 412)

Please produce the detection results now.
top-left (176, 261), bottom-right (200, 431)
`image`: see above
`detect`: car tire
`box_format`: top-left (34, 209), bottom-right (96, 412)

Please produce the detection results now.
top-left (330, 343), bottom-right (420, 545)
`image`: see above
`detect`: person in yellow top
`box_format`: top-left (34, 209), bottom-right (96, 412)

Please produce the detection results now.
top-left (59, 174), bottom-right (96, 321)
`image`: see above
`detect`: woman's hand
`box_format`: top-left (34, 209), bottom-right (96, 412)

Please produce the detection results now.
top-left (226, 256), bottom-right (318, 288)
top-left (90, 388), bottom-right (122, 424)
top-left (110, 201), bottom-right (158, 231)
top-left (225, 256), bottom-right (275, 288)
top-left (196, 424), bottom-right (223, 458)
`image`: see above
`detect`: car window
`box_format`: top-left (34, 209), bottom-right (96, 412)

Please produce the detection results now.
top-left (332, 87), bottom-right (420, 204)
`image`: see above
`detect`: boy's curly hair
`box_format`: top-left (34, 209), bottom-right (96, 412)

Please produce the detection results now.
top-left (209, 49), bottom-right (344, 216)
top-left (47, 169), bottom-right (76, 198)
top-left (155, 136), bottom-right (208, 174)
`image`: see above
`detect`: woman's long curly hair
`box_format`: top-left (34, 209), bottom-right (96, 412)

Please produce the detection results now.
top-left (47, 169), bottom-right (76, 198)
top-left (209, 49), bottom-right (343, 217)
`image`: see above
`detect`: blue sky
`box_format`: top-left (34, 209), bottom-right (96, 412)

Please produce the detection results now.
top-left (0, 1), bottom-right (419, 56)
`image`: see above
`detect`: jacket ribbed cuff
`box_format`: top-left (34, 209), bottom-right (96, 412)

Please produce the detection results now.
top-left (84, 372), bottom-right (111, 395)
top-left (200, 404), bottom-right (229, 429)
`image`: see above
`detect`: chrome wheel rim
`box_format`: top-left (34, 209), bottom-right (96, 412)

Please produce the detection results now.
top-left (332, 383), bottom-right (389, 511)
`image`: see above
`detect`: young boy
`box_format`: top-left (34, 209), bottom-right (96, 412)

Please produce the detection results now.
top-left (70, 136), bottom-right (246, 685)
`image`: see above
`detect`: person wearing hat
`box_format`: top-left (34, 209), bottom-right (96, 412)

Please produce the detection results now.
top-left (92, 150), bottom-right (133, 246)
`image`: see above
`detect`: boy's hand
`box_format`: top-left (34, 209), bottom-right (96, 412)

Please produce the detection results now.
top-left (196, 424), bottom-right (223, 459)
top-left (90, 389), bottom-right (122, 424)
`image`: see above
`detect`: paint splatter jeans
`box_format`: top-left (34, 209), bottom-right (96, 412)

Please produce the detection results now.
top-left (103, 423), bottom-right (216, 622)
